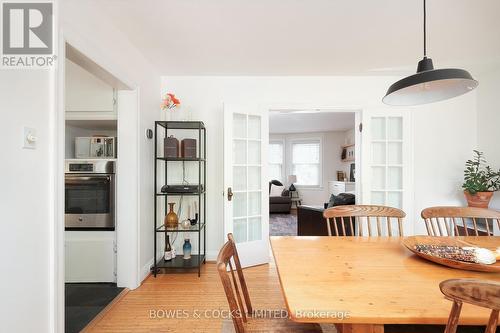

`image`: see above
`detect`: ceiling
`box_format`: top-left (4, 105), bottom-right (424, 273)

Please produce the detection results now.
top-left (92, 0), bottom-right (500, 76)
top-left (269, 111), bottom-right (355, 134)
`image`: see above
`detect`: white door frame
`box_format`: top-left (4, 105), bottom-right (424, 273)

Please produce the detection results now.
top-left (53, 26), bottom-right (142, 332)
top-left (264, 104), bottom-right (364, 203)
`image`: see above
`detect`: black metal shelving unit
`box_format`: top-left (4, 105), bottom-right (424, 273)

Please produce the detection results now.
top-left (152, 121), bottom-right (206, 277)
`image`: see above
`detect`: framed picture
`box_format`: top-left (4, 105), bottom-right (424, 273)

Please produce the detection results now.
top-left (337, 171), bottom-right (346, 181)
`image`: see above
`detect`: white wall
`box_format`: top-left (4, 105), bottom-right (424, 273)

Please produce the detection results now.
top-left (270, 130), bottom-right (354, 205)
top-left (0, 2), bottom-right (160, 330)
top-left (0, 71), bottom-right (53, 332)
top-left (411, 93), bottom-right (477, 234)
top-left (477, 67), bottom-right (500, 210)
top-left (161, 75), bottom-right (478, 256)
top-left (61, 0), bottom-right (161, 285)
top-left (65, 59), bottom-right (114, 112)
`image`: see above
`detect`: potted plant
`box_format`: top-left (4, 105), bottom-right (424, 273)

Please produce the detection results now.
top-left (462, 150), bottom-right (500, 208)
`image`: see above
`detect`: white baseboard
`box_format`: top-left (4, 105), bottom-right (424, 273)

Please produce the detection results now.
top-left (205, 250), bottom-right (218, 261)
top-left (140, 258), bottom-right (154, 283)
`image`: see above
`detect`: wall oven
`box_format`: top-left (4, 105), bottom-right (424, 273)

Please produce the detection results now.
top-left (65, 160), bottom-right (115, 230)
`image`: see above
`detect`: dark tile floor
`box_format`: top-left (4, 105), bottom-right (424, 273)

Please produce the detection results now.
top-left (65, 283), bottom-right (123, 333)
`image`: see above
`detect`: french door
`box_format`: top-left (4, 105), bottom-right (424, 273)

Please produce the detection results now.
top-left (361, 109), bottom-right (413, 234)
top-left (223, 104), bottom-right (269, 268)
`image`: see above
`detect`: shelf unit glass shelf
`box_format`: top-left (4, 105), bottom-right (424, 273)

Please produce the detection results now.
top-left (156, 191), bottom-right (205, 196)
top-left (156, 223), bottom-right (206, 233)
top-left (155, 255), bottom-right (206, 270)
top-left (156, 121), bottom-right (206, 129)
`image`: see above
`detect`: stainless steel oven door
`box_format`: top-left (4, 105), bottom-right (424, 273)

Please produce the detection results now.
top-left (65, 174), bottom-right (115, 229)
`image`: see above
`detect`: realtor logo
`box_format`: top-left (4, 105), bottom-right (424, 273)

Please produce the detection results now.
top-left (1, 1), bottom-right (55, 68)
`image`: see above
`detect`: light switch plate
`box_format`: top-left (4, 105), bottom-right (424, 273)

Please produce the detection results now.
top-left (23, 127), bottom-right (37, 149)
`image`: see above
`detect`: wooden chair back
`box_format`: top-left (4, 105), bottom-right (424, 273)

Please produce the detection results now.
top-left (323, 205), bottom-right (406, 236)
top-left (421, 206), bottom-right (500, 236)
top-left (216, 233), bottom-right (252, 333)
top-left (440, 279), bottom-right (500, 333)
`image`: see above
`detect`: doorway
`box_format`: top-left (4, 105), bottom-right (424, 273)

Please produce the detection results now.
top-left (58, 41), bottom-right (140, 332)
top-left (222, 105), bottom-right (361, 269)
top-left (267, 109), bottom-right (360, 237)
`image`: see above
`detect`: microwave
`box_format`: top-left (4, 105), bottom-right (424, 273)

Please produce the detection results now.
top-left (75, 137), bottom-right (116, 159)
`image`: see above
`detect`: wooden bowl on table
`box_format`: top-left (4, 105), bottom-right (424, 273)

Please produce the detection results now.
top-left (402, 236), bottom-right (500, 273)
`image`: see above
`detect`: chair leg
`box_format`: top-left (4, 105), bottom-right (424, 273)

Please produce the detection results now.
top-left (486, 310), bottom-right (499, 333)
top-left (444, 301), bottom-right (462, 333)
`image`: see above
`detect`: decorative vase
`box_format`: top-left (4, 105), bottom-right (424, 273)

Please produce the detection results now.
top-left (169, 107), bottom-right (190, 121)
top-left (181, 219), bottom-right (191, 229)
top-left (464, 190), bottom-right (493, 208)
top-left (183, 238), bottom-right (192, 260)
top-left (165, 202), bottom-right (178, 229)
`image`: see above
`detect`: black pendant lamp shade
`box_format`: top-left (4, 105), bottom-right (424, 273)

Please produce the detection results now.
top-left (383, 1), bottom-right (478, 106)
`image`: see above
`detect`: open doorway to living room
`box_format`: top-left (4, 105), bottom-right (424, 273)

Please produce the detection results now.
top-left (268, 109), bottom-right (358, 236)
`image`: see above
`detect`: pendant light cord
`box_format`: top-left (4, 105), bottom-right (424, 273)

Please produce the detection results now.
top-left (423, 0), bottom-right (427, 57)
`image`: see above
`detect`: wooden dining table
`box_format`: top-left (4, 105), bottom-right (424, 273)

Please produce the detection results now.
top-left (270, 236), bottom-right (500, 333)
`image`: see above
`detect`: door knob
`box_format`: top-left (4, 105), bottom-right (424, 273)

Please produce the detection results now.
top-left (227, 187), bottom-right (233, 201)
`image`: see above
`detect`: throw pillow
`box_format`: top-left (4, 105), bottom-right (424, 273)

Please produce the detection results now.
top-left (327, 193), bottom-right (356, 207)
top-left (270, 184), bottom-right (285, 197)
top-left (327, 194), bottom-right (337, 208)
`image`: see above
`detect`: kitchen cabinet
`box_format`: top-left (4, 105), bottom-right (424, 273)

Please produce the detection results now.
top-left (65, 231), bottom-right (116, 283)
top-left (329, 181), bottom-right (355, 196)
top-left (65, 59), bottom-right (116, 120)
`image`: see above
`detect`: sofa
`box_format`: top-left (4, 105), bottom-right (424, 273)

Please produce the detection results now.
top-left (297, 193), bottom-right (355, 236)
top-left (269, 180), bottom-right (292, 214)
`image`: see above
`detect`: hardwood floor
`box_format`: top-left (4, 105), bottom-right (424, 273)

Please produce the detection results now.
top-left (84, 263), bottom-right (285, 333)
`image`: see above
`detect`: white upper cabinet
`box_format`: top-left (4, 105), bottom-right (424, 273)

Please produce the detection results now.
top-left (65, 59), bottom-right (116, 120)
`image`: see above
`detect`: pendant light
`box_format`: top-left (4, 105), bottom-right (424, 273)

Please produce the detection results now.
top-left (383, 0), bottom-right (478, 106)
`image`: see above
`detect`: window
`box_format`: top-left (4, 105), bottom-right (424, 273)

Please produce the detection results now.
top-left (268, 141), bottom-right (284, 182)
top-left (292, 140), bottom-right (321, 186)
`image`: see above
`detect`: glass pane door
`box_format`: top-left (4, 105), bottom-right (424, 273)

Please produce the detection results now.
top-left (224, 104), bottom-right (269, 268)
top-left (232, 113), bottom-right (262, 243)
top-left (370, 116), bottom-right (403, 209)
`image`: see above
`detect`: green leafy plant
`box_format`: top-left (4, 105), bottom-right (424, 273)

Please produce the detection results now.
top-left (462, 150), bottom-right (500, 194)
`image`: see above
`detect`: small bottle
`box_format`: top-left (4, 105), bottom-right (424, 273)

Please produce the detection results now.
top-left (164, 234), bottom-right (172, 261)
top-left (183, 238), bottom-right (192, 260)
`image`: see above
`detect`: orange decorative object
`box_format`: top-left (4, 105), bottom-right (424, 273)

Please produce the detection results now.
top-left (161, 92), bottom-right (181, 110)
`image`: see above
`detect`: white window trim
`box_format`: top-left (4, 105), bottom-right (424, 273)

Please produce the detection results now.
top-left (269, 139), bottom-right (285, 183)
top-left (288, 137), bottom-right (323, 189)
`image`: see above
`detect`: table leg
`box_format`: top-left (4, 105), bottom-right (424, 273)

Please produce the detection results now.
top-left (340, 324), bottom-right (384, 333)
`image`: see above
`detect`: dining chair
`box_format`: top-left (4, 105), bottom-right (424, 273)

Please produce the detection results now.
top-left (323, 205), bottom-right (406, 236)
top-left (216, 233), bottom-right (323, 333)
top-left (440, 279), bottom-right (500, 333)
top-left (421, 206), bottom-right (500, 236)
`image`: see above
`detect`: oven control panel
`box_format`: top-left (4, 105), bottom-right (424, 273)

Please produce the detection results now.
top-left (69, 163), bottom-right (94, 172)
top-left (65, 160), bottom-right (115, 174)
